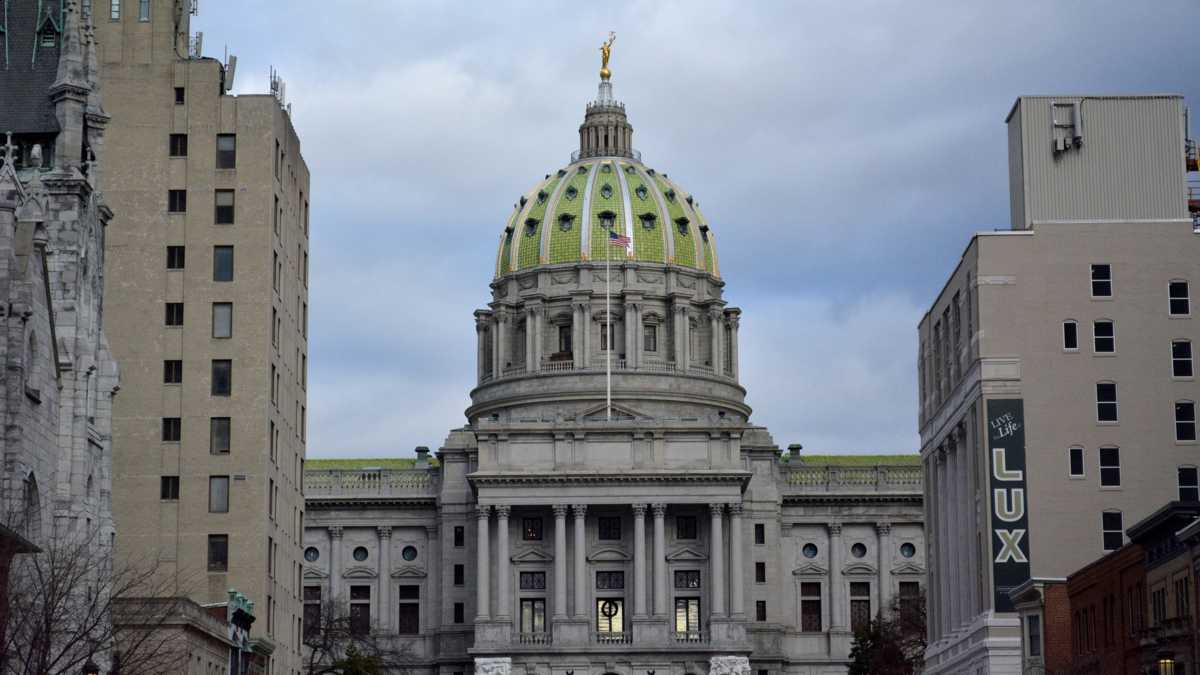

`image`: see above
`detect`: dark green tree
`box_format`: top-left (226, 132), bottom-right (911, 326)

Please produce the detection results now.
top-left (847, 589), bottom-right (926, 675)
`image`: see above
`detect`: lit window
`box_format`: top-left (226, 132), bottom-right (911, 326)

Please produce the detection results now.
top-left (110, 0), bottom-right (121, 21)
top-left (1177, 401), bottom-right (1196, 441)
top-left (1179, 466), bottom-right (1199, 501)
top-left (1096, 383), bottom-right (1118, 422)
top-left (1091, 264), bottom-right (1112, 297)
top-left (1170, 281), bottom-right (1191, 316)
top-left (675, 597), bottom-right (701, 636)
top-left (1093, 320), bottom-right (1114, 353)
top-left (1101, 511), bottom-right (1123, 551)
top-left (1099, 447), bottom-right (1120, 487)
top-left (1068, 446), bottom-right (1084, 478)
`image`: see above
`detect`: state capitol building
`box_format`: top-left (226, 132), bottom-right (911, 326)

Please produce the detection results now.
top-left (301, 54), bottom-right (924, 675)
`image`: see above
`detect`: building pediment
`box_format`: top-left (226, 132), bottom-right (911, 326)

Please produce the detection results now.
top-left (587, 546), bottom-right (631, 563)
top-left (792, 563), bottom-right (829, 577)
top-left (665, 546), bottom-right (708, 562)
top-left (891, 562), bottom-right (925, 576)
top-left (578, 401), bottom-right (648, 419)
top-left (511, 548), bottom-right (553, 564)
top-left (390, 565), bottom-right (427, 579)
top-left (303, 567), bottom-right (329, 580)
top-left (343, 566), bottom-right (378, 579)
top-left (842, 562), bottom-right (877, 576)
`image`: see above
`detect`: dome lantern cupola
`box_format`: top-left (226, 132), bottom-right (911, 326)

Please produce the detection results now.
top-left (577, 32), bottom-right (634, 161)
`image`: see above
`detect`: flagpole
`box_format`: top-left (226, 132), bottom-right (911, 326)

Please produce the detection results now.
top-left (606, 228), bottom-right (612, 421)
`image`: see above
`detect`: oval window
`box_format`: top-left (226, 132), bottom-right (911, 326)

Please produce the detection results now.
top-left (802, 543), bottom-right (818, 559)
top-left (352, 546), bottom-right (368, 562)
top-left (564, 186), bottom-right (578, 201)
top-left (851, 543), bottom-right (867, 558)
top-left (402, 545), bottom-right (418, 562)
top-left (900, 542), bottom-right (916, 558)
top-left (304, 546), bottom-right (319, 562)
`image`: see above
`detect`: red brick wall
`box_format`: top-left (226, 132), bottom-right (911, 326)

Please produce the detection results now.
top-left (1042, 582), bottom-right (1073, 674)
top-left (1066, 543), bottom-right (1146, 675)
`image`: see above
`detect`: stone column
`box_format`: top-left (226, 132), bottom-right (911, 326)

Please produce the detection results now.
top-left (582, 302), bottom-right (592, 369)
top-left (652, 504), bottom-right (668, 616)
top-left (673, 304), bottom-right (687, 371)
top-left (491, 318), bottom-right (501, 380)
top-left (625, 301), bottom-right (637, 368)
top-left (829, 522), bottom-right (845, 631)
top-left (936, 449), bottom-right (948, 637)
top-left (924, 453), bottom-right (939, 643)
top-left (710, 503), bottom-right (725, 617)
top-left (525, 309), bottom-right (536, 374)
top-left (573, 504), bottom-right (587, 618)
top-left (496, 506), bottom-right (511, 621)
top-left (572, 302), bottom-right (584, 369)
top-left (709, 309), bottom-right (721, 371)
top-left (553, 505), bottom-right (568, 618)
top-left (633, 504), bottom-right (648, 617)
top-left (876, 522), bottom-right (891, 617)
top-left (426, 525), bottom-right (441, 633)
top-left (949, 441), bottom-right (961, 631)
top-left (475, 313), bottom-right (489, 382)
top-left (495, 311), bottom-right (507, 375)
top-left (329, 526), bottom-right (343, 599)
top-left (964, 414), bottom-right (979, 619)
top-left (727, 311), bottom-right (741, 380)
top-left (535, 307), bottom-right (544, 369)
top-left (476, 505), bottom-right (491, 621)
top-left (631, 302), bottom-right (642, 368)
top-left (729, 503), bottom-right (744, 618)
top-left (377, 526), bottom-right (392, 631)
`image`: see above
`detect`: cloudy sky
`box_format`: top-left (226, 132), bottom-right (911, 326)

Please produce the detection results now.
top-left (196, 1), bottom-right (1200, 459)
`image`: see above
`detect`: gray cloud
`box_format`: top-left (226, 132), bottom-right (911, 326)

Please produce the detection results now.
top-left (195, 0), bottom-right (1200, 458)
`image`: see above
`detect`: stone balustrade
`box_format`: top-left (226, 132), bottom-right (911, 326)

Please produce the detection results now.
top-left (784, 464), bottom-right (923, 493)
top-left (304, 468), bottom-right (438, 497)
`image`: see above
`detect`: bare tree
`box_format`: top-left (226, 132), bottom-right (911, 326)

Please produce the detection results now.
top-left (303, 598), bottom-right (415, 675)
top-left (0, 521), bottom-right (186, 675)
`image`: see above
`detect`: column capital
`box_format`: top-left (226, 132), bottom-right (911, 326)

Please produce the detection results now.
top-left (552, 504), bottom-right (569, 518)
top-left (631, 503), bottom-right (648, 517)
top-left (728, 502), bottom-right (743, 516)
top-left (828, 522), bottom-right (842, 536)
top-left (377, 526), bottom-right (392, 540)
top-left (328, 526), bottom-right (343, 539)
top-left (494, 504), bottom-right (511, 519)
top-left (875, 522), bottom-right (892, 536)
top-left (709, 503), bottom-right (726, 517)
top-left (651, 503), bottom-right (667, 518)
top-left (476, 504), bottom-right (492, 520)
top-left (572, 504), bottom-right (587, 518)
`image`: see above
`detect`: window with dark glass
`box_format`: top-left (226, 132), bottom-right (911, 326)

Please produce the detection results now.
top-left (453, 564), bottom-right (464, 586)
top-left (163, 359), bottom-right (182, 384)
top-left (397, 585), bottom-right (419, 635)
top-left (169, 133), bottom-right (187, 157)
top-left (1102, 511), bottom-right (1123, 551)
top-left (211, 359), bottom-right (232, 396)
top-left (207, 534), bottom-right (228, 572)
top-left (161, 417), bottom-right (181, 442)
top-left (520, 571), bottom-right (545, 590)
top-left (168, 189), bottom-right (186, 213)
top-left (174, 86), bottom-right (185, 104)
top-left (1063, 320), bottom-right (1078, 350)
top-left (214, 190), bottom-right (235, 224)
top-left (1174, 340), bottom-right (1193, 377)
top-left (899, 581), bottom-right (920, 617)
top-left (1027, 614), bottom-right (1042, 657)
top-left (598, 516), bottom-right (621, 541)
top-left (1068, 447), bottom-right (1084, 478)
top-left (596, 598), bottom-right (625, 636)
top-left (210, 417), bottom-right (230, 454)
top-left (160, 475), bottom-right (179, 500)
top-left (1093, 320), bottom-right (1114, 353)
top-left (800, 582), bottom-right (822, 632)
top-left (213, 246), bottom-right (234, 282)
top-left (522, 517), bottom-right (543, 541)
top-left (520, 598), bottom-right (546, 634)
top-left (1178, 401), bottom-right (1197, 441)
top-left (674, 570), bottom-right (700, 589)
top-left (1099, 447), bottom-right (1120, 487)
top-left (755, 562), bottom-right (766, 583)
top-left (756, 600), bottom-right (767, 622)
top-left (596, 571), bottom-right (624, 590)
top-left (454, 525), bottom-right (464, 547)
top-left (165, 302), bottom-right (184, 326)
top-left (453, 602), bottom-right (464, 624)
top-left (676, 515), bottom-right (697, 540)
top-left (675, 598), bottom-right (701, 637)
top-left (754, 523), bottom-right (765, 545)
top-left (1096, 383), bottom-right (1118, 422)
top-left (1091, 264), bottom-right (1112, 297)
top-left (643, 324), bottom-right (657, 352)
top-left (1170, 281), bottom-right (1191, 316)
top-left (303, 586), bottom-right (321, 641)
top-left (167, 245), bottom-right (185, 270)
top-left (1179, 466), bottom-right (1199, 501)
top-left (215, 134), bottom-right (237, 169)
top-left (849, 582), bottom-right (871, 632)
top-left (349, 586), bottom-right (370, 636)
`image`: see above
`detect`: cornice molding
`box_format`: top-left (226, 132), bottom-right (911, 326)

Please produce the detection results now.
top-left (469, 471), bottom-right (751, 487)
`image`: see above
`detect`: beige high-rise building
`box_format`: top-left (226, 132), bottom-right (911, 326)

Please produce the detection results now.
top-left (919, 95), bottom-right (1200, 674)
top-left (96, 2), bottom-right (310, 673)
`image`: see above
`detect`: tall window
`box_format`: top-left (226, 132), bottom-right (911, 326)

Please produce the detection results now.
top-left (212, 302), bottom-right (232, 338)
top-left (208, 476), bottom-right (229, 513)
top-left (1027, 614), bottom-right (1042, 657)
top-left (849, 582), bottom-right (871, 632)
top-left (207, 534), bottom-right (229, 571)
top-left (454, 564), bottom-right (465, 585)
top-left (210, 417), bottom-right (231, 454)
top-left (1177, 401), bottom-right (1196, 441)
top-left (397, 586), bottom-right (419, 635)
top-left (755, 562), bottom-right (766, 583)
top-left (1179, 466), bottom-right (1199, 501)
top-left (137, 0), bottom-right (148, 21)
top-left (756, 600), bottom-right (767, 622)
top-left (644, 324), bottom-right (657, 352)
top-left (215, 134), bottom-right (237, 169)
top-left (211, 359), bottom-right (232, 396)
top-left (1101, 511), bottom-right (1123, 551)
top-left (213, 246), bottom-right (234, 281)
top-left (1091, 264), bottom-right (1112, 297)
top-left (1062, 320), bottom-right (1079, 350)
top-left (303, 587), bottom-right (321, 642)
top-left (1099, 447), bottom-right (1120, 487)
top-left (1171, 340), bottom-right (1195, 379)
top-left (599, 320), bottom-right (612, 351)
top-left (214, 190), bottom-right (235, 224)
top-left (1170, 280), bottom-right (1191, 316)
top-left (453, 602), bottom-right (464, 624)
top-left (1096, 383), bottom-right (1118, 422)
top-left (1068, 447), bottom-right (1085, 478)
top-left (349, 586), bottom-right (370, 636)
top-left (520, 598), bottom-right (545, 634)
top-left (453, 526), bottom-right (464, 547)
top-left (558, 325), bottom-right (572, 353)
top-left (675, 598), bottom-right (701, 638)
top-left (110, 0), bottom-right (120, 20)
top-left (754, 523), bottom-right (766, 545)
top-left (1093, 320), bottom-right (1114, 353)
top-left (800, 582), bottom-right (822, 632)
top-left (596, 598), bottom-right (625, 638)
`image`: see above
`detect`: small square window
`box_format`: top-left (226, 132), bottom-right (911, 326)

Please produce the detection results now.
top-left (163, 359), bottom-right (182, 384)
top-left (216, 134), bottom-right (237, 169)
top-left (676, 515), bottom-right (697, 540)
top-left (214, 190), bottom-right (235, 224)
top-left (673, 570), bottom-right (701, 589)
top-left (1091, 264), bottom-right (1112, 297)
top-left (211, 359), bottom-right (232, 396)
top-left (598, 516), bottom-right (621, 541)
top-left (754, 522), bottom-right (766, 545)
top-left (169, 134), bottom-right (188, 157)
top-left (166, 245), bottom-right (185, 270)
top-left (167, 189), bottom-right (186, 213)
top-left (519, 571), bottom-right (545, 590)
top-left (210, 417), bottom-right (231, 454)
top-left (522, 517), bottom-right (543, 541)
top-left (160, 475), bottom-right (179, 500)
top-left (1068, 446), bottom-right (1084, 478)
top-left (212, 302), bottom-right (232, 338)
top-left (161, 417), bottom-right (181, 442)
top-left (174, 87), bottom-right (185, 104)
top-left (165, 302), bottom-right (184, 326)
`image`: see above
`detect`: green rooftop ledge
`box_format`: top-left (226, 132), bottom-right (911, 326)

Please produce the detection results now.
top-left (306, 458), bottom-right (436, 470)
top-left (305, 455), bottom-right (918, 469)
top-left (789, 454), bottom-right (921, 466)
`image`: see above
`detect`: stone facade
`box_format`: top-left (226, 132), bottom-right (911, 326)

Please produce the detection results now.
top-left (0, 0), bottom-right (118, 664)
top-left (303, 72), bottom-right (924, 675)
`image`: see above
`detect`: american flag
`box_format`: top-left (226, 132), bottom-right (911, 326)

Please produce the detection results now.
top-left (608, 230), bottom-right (631, 247)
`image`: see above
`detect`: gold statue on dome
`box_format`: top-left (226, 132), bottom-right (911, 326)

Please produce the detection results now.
top-left (599, 31), bottom-right (616, 80)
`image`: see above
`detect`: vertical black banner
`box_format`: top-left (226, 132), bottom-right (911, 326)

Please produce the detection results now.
top-left (987, 398), bottom-right (1031, 612)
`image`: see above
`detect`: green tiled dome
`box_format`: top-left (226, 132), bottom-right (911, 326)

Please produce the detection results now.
top-left (495, 159), bottom-right (719, 279)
